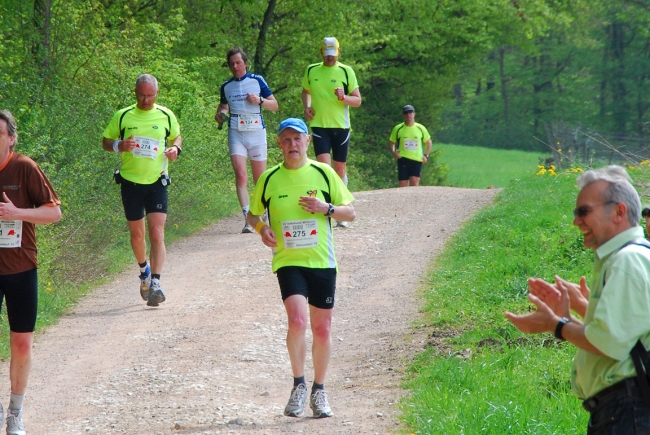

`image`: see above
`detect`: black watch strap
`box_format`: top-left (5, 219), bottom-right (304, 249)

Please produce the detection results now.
top-left (554, 317), bottom-right (570, 341)
top-left (325, 203), bottom-right (334, 217)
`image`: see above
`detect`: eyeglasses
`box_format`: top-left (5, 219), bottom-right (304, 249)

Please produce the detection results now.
top-left (573, 201), bottom-right (617, 218)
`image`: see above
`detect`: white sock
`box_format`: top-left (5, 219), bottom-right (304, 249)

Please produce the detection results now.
top-left (9, 393), bottom-right (24, 411)
top-left (242, 205), bottom-right (250, 219)
top-left (342, 175), bottom-right (348, 186)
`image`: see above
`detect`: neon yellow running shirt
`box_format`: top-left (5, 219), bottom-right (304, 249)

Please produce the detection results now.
top-left (389, 122), bottom-right (431, 162)
top-left (250, 160), bottom-right (354, 272)
top-left (103, 104), bottom-right (181, 184)
top-left (302, 62), bottom-right (359, 129)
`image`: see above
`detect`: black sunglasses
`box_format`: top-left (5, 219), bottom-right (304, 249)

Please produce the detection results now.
top-left (573, 201), bottom-right (617, 218)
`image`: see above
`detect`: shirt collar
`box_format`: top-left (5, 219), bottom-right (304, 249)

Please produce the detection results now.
top-left (595, 226), bottom-right (644, 260)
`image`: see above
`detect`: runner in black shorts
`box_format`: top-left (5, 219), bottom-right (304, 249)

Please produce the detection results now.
top-left (0, 109), bottom-right (61, 434)
top-left (102, 74), bottom-right (182, 307)
top-left (247, 118), bottom-right (356, 419)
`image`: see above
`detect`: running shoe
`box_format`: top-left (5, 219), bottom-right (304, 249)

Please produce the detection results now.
top-left (284, 383), bottom-right (308, 417)
top-left (139, 264), bottom-right (151, 301)
top-left (6, 409), bottom-right (25, 435)
top-left (335, 220), bottom-right (349, 228)
top-left (310, 389), bottom-right (333, 418)
top-left (242, 222), bottom-right (254, 233)
top-left (147, 280), bottom-right (166, 307)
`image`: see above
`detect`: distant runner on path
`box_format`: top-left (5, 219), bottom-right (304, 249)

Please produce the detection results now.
top-left (215, 47), bottom-right (278, 234)
top-left (0, 109), bottom-right (61, 435)
top-left (102, 74), bottom-right (182, 307)
top-left (388, 105), bottom-right (432, 187)
top-left (247, 118), bottom-right (355, 418)
top-left (301, 37), bottom-right (361, 228)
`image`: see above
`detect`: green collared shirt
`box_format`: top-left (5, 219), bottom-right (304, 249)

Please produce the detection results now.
top-left (572, 226), bottom-right (650, 399)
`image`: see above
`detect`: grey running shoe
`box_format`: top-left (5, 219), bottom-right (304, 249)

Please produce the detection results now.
top-left (139, 264), bottom-right (151, 301)
top-left (310, 389), bottom-right (333, 418)
top-left (6, 409), bottom-right (25, 435)
top-left (284, 383), bottom-right (308, 417)
top-left (335, 220), bottom-right (349, 228)
top-left (147, 280), bottom-right (166, 307)
top-left (242, 222), bottom-right (254, 233)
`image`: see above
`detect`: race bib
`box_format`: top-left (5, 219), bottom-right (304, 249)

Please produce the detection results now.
top-left (237, 114), bottom-right (263, 131)
top-left (282, 219), bottom-right (318, 249)
top-left (403, 139), bottom-right (419, 151)
top-left (0, 220), bottom-right (22, 248)
top-left (132, 136), bottom-right (160, 159)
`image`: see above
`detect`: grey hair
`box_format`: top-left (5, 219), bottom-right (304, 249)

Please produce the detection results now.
top-left (135, 74), bottom-right (158, 91)
top-left (577, 165), bottom-right (641, 226)
top-left (0, 110), bottom-right (18, 149)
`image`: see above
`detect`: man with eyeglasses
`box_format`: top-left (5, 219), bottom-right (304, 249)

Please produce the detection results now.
top-left (102, 74), bottom-right (182, 307)
top-left (505, 165), bottom-right (650, 433)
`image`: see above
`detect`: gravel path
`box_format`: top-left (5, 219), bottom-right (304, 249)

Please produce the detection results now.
top-left (0, 186), bottom-right (498, 434)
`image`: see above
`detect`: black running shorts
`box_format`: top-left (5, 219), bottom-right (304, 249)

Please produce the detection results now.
top-left (120, 178), bottom-right (169, 221)
top-left (0, 268), bottom-right (38, 333)
top-left (311, 127), bottom-right (350, 163)
top-left (276, 266), bottom-right (336, 309)
top-left (397, 157), bottom-right (423, 180)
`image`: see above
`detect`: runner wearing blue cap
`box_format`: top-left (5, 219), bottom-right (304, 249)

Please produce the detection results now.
top-left (247, 118), bottom-right (355, 418)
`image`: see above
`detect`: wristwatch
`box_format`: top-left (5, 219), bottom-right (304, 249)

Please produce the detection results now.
top-left (325, 203), bottom-right (335, 217)
top-left (259, 96), bottom-right (265, 106)
top-left (424, 154), bottom-right (429, 159)
top-left (554, 317), bottom-right (570, 341)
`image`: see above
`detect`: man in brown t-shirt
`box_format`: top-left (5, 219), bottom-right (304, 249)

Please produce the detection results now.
top-left (0, 110), bottom-right (61, 434)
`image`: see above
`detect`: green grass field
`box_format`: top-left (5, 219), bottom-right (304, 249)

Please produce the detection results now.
top-left (436, 143), bottom-right (551, 188)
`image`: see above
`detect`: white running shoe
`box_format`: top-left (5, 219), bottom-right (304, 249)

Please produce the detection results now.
top-left (242, 222), bottom-right (254, 233)
top-left (310, 389), bottom-right (333, 418)
top-left (336, 220), bottom-right (349, 228)
top-left (6, 409), bottom-right (25, 435)
top-left (284, 383), bottom-right (308, 417)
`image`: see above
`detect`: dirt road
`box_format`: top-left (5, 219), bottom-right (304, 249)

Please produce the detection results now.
top-left (0, 186), bottom-right (498, 434)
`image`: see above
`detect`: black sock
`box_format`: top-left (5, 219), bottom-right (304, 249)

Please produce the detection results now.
top-left (312, 382), bottom-right (324, 392)
top-left (152, 274), bottom-right (161, 280)
top-left (138, 261), bottom-right (148, 268)
top-left (294, 376), bottom-right (305, 387)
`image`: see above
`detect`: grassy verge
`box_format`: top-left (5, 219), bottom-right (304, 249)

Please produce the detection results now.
top-left (403, 172), bottom-right (591, 433)
top-left (403, 165), bottom-right (650, 434)
top-left (435, 143), bottom-right (550, 188)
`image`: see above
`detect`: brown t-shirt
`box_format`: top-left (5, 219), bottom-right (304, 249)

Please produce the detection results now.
top-left (0, 152), bottom-right (61, 275)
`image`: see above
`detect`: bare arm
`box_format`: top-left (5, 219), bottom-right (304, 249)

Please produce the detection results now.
top-left (388, 141), bottom-right (399, 159)
top-left (215, 103), bottom-right (229, 123)
top-left (301, 89), bottom-right (314, 121)
top-left (341, 88), bottom-right (362, 108)
top-left (247, 94), bottom-right (278, 112)
top-left (247, 212), bottom-right (278, 248)
top-left (0, 193), bottom-right (61, 224)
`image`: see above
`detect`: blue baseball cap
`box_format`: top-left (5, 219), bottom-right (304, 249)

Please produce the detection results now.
top-left (278, 118), bottom-right (309, 134)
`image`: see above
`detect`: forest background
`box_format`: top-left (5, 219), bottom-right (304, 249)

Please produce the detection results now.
top-left (1, 0), bottom-right (650, 374)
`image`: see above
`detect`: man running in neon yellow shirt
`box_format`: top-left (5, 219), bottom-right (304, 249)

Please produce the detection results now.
top-left (301, 37), bottom-right (361, 227)
top-left (247, 118), bottom-right (355, 419)
top-left (388, 105), bottom-right (432, 187)
top-left (102, 74), bottom-right (182, 307)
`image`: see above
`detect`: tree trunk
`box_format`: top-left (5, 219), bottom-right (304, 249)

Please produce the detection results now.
top-left (498, 48), bottom-right (510, 135)
top-left (253, 0), bottom-right (277, 76)
top-left (32, 0), bottom-right (52, 71)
